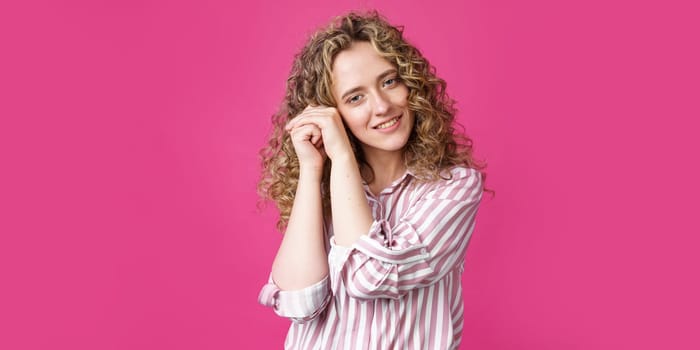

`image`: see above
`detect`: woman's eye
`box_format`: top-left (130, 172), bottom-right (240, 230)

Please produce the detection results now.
top-left (384, 78), bottom-right (399, 87)
top-left (348, 95), bottom-right (361, 104)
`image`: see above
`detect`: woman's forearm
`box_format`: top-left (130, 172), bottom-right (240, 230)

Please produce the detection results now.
top-left (330, 154), bottom-right (374, 247)
top-left (271, 168), bottom-right (328, 290)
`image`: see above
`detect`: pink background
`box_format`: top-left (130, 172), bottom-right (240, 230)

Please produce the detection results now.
top-left (1, 0), bottom-right (698, 349)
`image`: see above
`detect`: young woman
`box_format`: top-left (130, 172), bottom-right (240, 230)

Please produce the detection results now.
top-left (257, 10), bottom-right (489, 349)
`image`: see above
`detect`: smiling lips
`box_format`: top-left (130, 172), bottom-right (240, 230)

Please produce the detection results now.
top-left (374, 114), bottom-right (402, 129)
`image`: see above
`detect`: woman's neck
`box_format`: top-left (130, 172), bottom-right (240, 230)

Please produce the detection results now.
top-left (362, 149), bottom-right (407, 195)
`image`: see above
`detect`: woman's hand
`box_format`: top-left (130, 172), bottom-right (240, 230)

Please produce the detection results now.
top-left (288, 118), bottom-right (327, 176)
top-left (286, 105), bottom-right (354, 163)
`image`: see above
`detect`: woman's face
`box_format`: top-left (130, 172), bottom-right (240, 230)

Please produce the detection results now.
top-left (331, 41), bottom-right (415, 159)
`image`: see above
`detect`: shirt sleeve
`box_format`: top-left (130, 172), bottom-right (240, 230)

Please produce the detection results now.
top-left (257, 274), bottom-right (331, 324)
top-left (329, 167), bottom-right (483, 300)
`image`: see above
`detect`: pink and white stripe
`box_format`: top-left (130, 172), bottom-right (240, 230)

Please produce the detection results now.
top-left (259, 166), bottom-right (483, 349)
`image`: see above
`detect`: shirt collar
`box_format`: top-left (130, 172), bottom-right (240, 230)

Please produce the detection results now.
top-left (362, 167), bottom-right (415, 196)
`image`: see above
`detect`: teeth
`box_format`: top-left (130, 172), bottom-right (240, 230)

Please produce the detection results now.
top-left (377, 116), bottom-right (399, 129)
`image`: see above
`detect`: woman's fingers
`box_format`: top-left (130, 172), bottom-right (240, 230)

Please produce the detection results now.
top-left (311, 131), bottom-right (321, 145)
top-left (288, 122), bottom-right (327, 168)
top-left (290, 123), bottom-right (322, 144)
top-left (287, 114), bottom-right (332, 133)
top-left (285, 106), bottom-right (338, 131)
top-left (285, 105), bottom-right (352, 161)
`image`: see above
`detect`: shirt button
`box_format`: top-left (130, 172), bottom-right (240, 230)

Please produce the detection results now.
top-left (420, 248), bottom-right (427, 255)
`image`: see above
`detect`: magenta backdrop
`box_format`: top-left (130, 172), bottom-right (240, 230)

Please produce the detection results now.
top-left (1, 0), bottom-right (699, 349)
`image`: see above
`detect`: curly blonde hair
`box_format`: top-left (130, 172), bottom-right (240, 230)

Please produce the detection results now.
top-left (258, 10), bottom-right (491, 231)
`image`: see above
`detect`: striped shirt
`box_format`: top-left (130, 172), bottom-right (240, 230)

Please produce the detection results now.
top-left (259, 166), bottom-right (483, 349)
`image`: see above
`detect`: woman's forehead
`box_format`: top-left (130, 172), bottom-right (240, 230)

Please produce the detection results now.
top-left (331, 42), bottom-right (394, 87)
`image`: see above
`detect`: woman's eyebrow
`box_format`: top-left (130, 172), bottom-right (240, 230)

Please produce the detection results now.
top-left (340, 68), bottom-right (398, 100)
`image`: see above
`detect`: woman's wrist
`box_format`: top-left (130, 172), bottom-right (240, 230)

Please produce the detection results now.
top-left (330, 151), bottom-right (357, 168)
top-left (299, 165), bottom-right (324, 181)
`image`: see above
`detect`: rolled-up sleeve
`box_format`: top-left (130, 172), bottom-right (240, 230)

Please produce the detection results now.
top-left (258, 275), bottom-right (331, 323)
top-left (329, 168), bottom-right (483, 300)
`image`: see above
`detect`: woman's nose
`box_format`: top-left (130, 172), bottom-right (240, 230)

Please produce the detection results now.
top-left (372, 91), bottom-right (390, 115)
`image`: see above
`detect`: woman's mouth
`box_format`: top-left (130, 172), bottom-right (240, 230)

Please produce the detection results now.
top-left (374, 114), bottom-right (402, 129)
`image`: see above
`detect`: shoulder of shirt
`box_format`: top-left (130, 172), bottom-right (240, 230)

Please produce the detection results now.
top-left (408, 165), bottom-right (480, 181)
top-left (437, 165), bottom-right (482, 183)
top-left (409, 166), bottom-right (482, 194)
